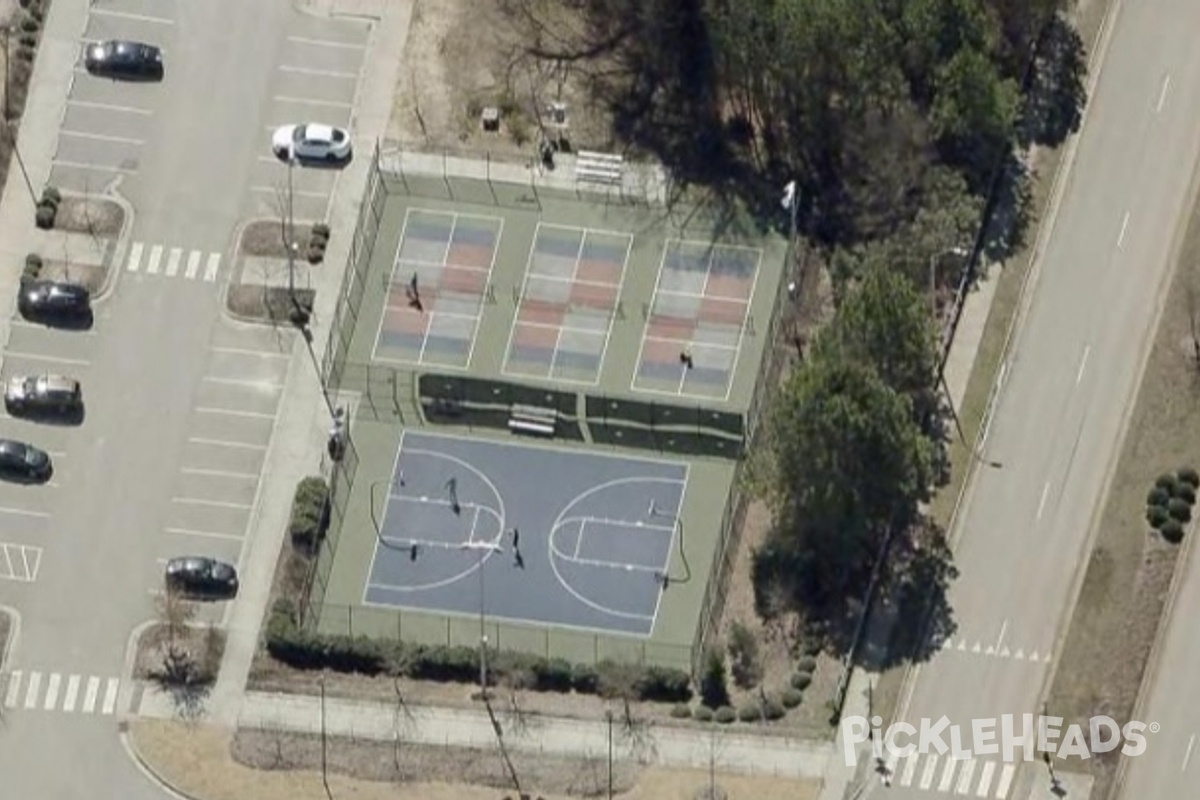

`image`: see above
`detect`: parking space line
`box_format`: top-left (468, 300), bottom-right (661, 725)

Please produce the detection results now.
top-left (287, 35), bottom-right (365, 50)
top-left (181, 467), bottom-right (259, 480)
top-left (278, 65), bottom-right (358, 79)
top-left (195, 407), bottom-right (277, 420)
top-left (66, 99), bottom-right (152, 115)
top-left (257, 155), bottom-right (280, 165)
top-left (166, 248), bottom-right (183, 277)
top-left (272, 95), bottom-right (352, 109)
top-left (202, 377), bottom-right (284, 389)
top-left (46, 451), bottom-right (66, 459)
top-left (187, 437), bottom-right (267, 451)
top-left (210, 346), bottom-right (290, 359)
top-left (89, 8), bottom-right (174, 24)
top-left (10, 321), bottom-right (95, 336)
top-left (59, 130), bottom-right (145, 146)
top-left (250, 185), bottom-right (328, 199)
top-left (3, 352), bottom-right (90, 366)
top-left (50, 160), bottom-right (134, 174)
top-left (164, 527), bottom-right (244, 542)
top-left (172, 497), bottom-right (253, 510)
top-left (185, 251), bottom-right (201, 280)
top-left (0, 507), bottom-right (49, 518)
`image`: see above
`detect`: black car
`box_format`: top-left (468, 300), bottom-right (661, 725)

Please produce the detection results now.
top-left (165, 557), bottom-right (239, 599)
top-left (5, 375), bottom-right (82, 418)
top-left (84, 40), bottom-right (163, 79)
top-left (18, 281), bottom-right (90, 322)
top-left (0, 440), bottom-right (52, 482)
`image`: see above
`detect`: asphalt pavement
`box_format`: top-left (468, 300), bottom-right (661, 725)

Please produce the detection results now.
top-left (856, 0), bottom-right (1200, 796)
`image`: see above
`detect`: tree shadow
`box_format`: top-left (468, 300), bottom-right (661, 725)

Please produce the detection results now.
top-left (981, 153), bottom-right (1034, 264)
top-left (1017, 15), bottom-right (1087, 150)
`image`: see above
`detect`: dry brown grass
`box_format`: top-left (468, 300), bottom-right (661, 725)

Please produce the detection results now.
top-left (240, 220), bottom-right (315, 259)
top-left (53, 196), bottom-right (124, 237)
top-left (226, 285), bottom-right (315, 325)
top-left (38, 261), bottom-right (105, 292)
top-left (130, 718), bottom-right (822, 800)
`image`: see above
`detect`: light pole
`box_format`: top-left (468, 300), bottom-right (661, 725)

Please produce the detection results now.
top-left (459, 539), bottom-right (503, 697)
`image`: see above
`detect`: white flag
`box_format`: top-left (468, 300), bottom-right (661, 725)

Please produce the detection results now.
top-left (781, 180), bottom-right (796, 211)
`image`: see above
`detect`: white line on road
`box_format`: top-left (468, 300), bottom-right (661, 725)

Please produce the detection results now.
top-left (204, 253), bottom-right (221, 282)
top-left (919, 754), bottom-right (938, 789)
top-left (127, 241), bottom-right (144, 272)
top-left (976, 761), bottom-right (996, 797)
top-left (185, 250), bottom-right (201, 280)
top-left (82, 676), bottom-right (99, 713)
top-left (172, 497), bottom-right (253, 510)
top-left (1157, 74), bottom-right (1172, 113)
top-left (250, 184), bottom-right (328, 199)
top-left (89, 8), bottom-right (174, 24)
top-left (3, 352), bottom-right (90, 366)
top-left (101, 678), bottom-right (119, 715)
top-left (257, 155), bottom-right (281, 164)
top-left (23, 670), bottom-right (40, 709)
top-left (59, 129), bottom-right (145, 145)
top-left (994, 763), bottom-right (1015, 797)
top-left (900, 752), bottom-right (919, 786)
top-left (287, 35), bottom-right (365, 50)
top-left (42, 673), bottom-right (60, 710)
top-left (0, 506), bottom-right (49, 518)
top-left (1184, 733), bottom-right (1196, 771)
top-left (187, 437), bottom-right (268, 451)
top-left (195, 406), bottom-right (276, 420)
top-left (1117, 211), bottom-right (1130, 248)
top-left (165, 527), bottom-right (243, 542)
top-left (995, 619), bottom-right (1008, 651)
top-left (50, 160), bottom-right (134, 174)
top-left (956, 758), bottom-right (977, 793)
top-left (202, 376), bottom-right (283, 390)
top-left (146, 244), bottom-right (163, 274)
top-left (937, 755), bottom-right (957, 791)
top-left (278, 65), bottom-right (358, 79)
top-left (181, 467), bottom-right (260, 479)
top-left (210, 346), bottom-right (290, 359)
top-left (272, 95), bottom-right (352, 109)
top-left (166, 247), bottom-right (183, 277)
top-left (63, 674), bottom-right (80, 712)
top-left (1076, 345), bottom-right (1090, 384)
top-left (1037, 481), bottom-right (1051, 521)
top-left (4, 670), bottom-right (20, 707)
top-left (65, 99), bottom-right (152, 115)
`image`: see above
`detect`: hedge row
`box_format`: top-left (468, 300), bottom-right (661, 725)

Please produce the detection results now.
top-left (266, 601), bottom-right (692, 704)
top-left (289, 476), bottom-right (329, 551)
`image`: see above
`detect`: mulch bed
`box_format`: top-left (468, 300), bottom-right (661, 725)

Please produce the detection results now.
top-left (226, 285), bottom-right (315, 325)
top-left (240, 220), bottom-right (314, 258)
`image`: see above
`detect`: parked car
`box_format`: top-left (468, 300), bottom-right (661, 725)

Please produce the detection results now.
top-left (18, 281), bottom-right (90, 323)
top-left (164, 557), bottom-right (239, 599)
top-left (84, 40), bottom-right (163, 79)
top-left (272, 123), bottom-right (352, 163)
top-left (5, 374), bottom-right (82, 417)
top-left (0, 439), bottom-right (52, 482)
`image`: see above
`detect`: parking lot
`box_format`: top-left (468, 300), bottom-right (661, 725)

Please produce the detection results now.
top-left (50, 0), bottom-right (176, 193)
top-left (247, 14), bottom-right (370, 224)
top-left (147, 323), bottom-right (292, 620)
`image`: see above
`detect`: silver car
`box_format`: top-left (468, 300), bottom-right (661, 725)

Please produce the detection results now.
top-left (5, 374), bottom-right (81, 416)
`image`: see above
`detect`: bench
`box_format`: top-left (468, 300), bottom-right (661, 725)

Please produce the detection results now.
top-left (575, 151), bottom-right (624, 185)
top-left (511, 404), bottom-right (558, 423)
top-left (508, 418), bottom-right (555, 437)
top-left (575, 165), bottom-right (622, 184)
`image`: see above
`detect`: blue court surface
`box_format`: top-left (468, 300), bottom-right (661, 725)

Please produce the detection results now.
top-left (363, 432), bottom-right (689, 637)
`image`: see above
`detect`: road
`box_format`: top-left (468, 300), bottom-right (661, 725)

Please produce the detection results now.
top-left (0, 0), bottom-right (370, 794)
top-left (863, 0), bottom-right (1200, 797)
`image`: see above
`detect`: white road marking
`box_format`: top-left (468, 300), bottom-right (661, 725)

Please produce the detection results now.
top-left (165, 527), bottom-right (243, 542)
top-left (995, 619), bottom-right (1008, 651)
top-left (273, 95), bottom-right (352, 109)
top-left (165, 247), bottom-right (183, 277)
top-left (920, 754), bottom-right (939, 789)
top-left (195, 407), bottom-right (276, 420)
top-left (1184, 733), bottom-right (1196, 771)
top-left (187, 437), bottom-right (267, 451)
top-left (59, 129), bottom-right (145, 145)
top-left (1117, 211), bottom-right (1129, 248)
top-left (1158, 74), bottom-right (1172, 113)
top-left (42, 673), bottom-right (60, 710)
top-left (938, 756), bottom-right (957, 791)
top-left (210, 346), bottom-right (290, 358)
top-left (126, 241), bottom-right (144, 272)
top-left (90, 8), bottom-right (173, 24)
top-left (278, 65), bottom-right (358, 79)
top-left (976, 761), bottom-right (996, 796)
top-left (1076, 345), bottom-right (1090, 384)
top-left (82, 676), bottom-right (100, 713)
top-left (900, 752), bottom-right (919, 785)
top-left (202, 377), bottom-right (283, 390)
top-left (63, 674), bottom-right (80, 712)
top-left (994, 763), bottom-right (1015, 797)
top-left (1037, 481), bottom-right (1051, 520)
top-left (185, 251), bottom-right (201, 280)
top-left (956, 757), bottom-right (977, 794)
top-left (287, 35), bottom-right (365, 50)
top-left (101, 678), bottom-right (119, 714)
top-left (50, 160), bottom-right (133, 174)
top-left (204, 253), bottom-right (221, 282)
top-left (4, 670), bottom-right (20, 707)
top-left (257, 155), bottom-right (281, 164)
top-left (0, 507), bottom-right (49, 518)
top-left (249, 184), bottom-right (329, 199)
top-left (171, 497), bottom-right (253, 510)
top-left (146, 245), bottom-right (163, 274)
top-left (181, 467), bottom-right (260, 479)
top-left (23, 670), bottom-right (40, 709)
top-left (3, 352), bottom-right (89, 366)
top-left (65, 99), bottom-right (152, 115)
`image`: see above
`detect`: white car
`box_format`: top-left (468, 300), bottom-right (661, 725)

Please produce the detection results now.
top-left (271, 123), bottom-right (352, 163)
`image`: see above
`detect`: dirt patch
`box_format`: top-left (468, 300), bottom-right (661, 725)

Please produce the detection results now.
top-left (391, 1), bottom-right (615, 156)
top-left (239, 220), bottom-right (315, 259)
top-left (134, 622), bottom-right (225, 685)
top-left (37, 261), bottom-right (106, 294)
top-left (52, 196), bottom-right (124, 237)
top-left (131, 718), bottom-right (821, 800)
top-left (226, 285), bottom-right (314, 325)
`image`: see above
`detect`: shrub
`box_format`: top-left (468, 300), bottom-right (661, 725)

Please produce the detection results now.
top-left (1161, 518), bottom-right (1186, 544)
top-left (670, 703), bottom-right (691, 719)
top-left (596, 660), bottom-right (641, 698)
top-left (795, 655), bottom-right (817, 673)
top-left (18, 34), bottom-right (36, 49)
top-left (762, 697), bottom-right (786, 721)
top-left (1179, 467), bottom-right (1200, 488)
top-left (1178, 483), bottom-right (1197, 505)
top-left (312, 222), bottom-right (331, 240)
top-left (16, 46), bottom-right (34, 62)
top-left (409, 644), bottom-right (479, 683)
top-left (727, 620), bottom-right (761, 688)
top-left (1156, 473), bottom-right (1180, 494)
top-left (1148, 487), bottom-right (1171, 507)
top-left (1147, 504), bottom-right (1170, 529)
top-left (306, 244), bottom-right (325, 265)
top-left (531, 657), bottom-right (573, 692)
top-left (22, 253), bottom-right (41, 283)
top-left (737, 702), bottom-right (761, 722)
top-left (571, 663), bottom-right (599, 694)
top-left (289, 476), bottom-right (328, 550)
top-left (40, 186), bottom-right (60, 207)
top-left (1168, 497), bottom-right (1192, 523)
top-left (791, 671), bottom-right (812, 691)
top-left (34, 202), bottom-right (55, 229)
top-left (781, 688), bottom-right (803, 708)
top-left (801, 638), bottom-right (822, 657)
top-left (699, 648), bottom-right (729, 708)
top-left (692, 705), bottom-right (714, 722)
top-left (323, 634), bottom-right (386, 675)
top-left (19, 16), bottom-right (38, 32)
top-left (636, 665), bottom-right (692, 703)
top-left (714, 706), bottom-right (736, 724)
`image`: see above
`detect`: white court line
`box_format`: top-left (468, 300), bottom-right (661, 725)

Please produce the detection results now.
top-left (101, 678), bottom-right (119, 715)
top-left (181, 467), bottom-right (259, 480)
top-left (42, 673), bottom-right (60, 710)
top-left (287, 35), bottom-right (365, 50)
top-left (23, 671), bottom-right (40, 709)
top-left (187, 437), bottom-right (267, 451)
top-left (0, 506), bottom-right (49, 518)
top-left (89, 8), bottom-right (174, 24)
top-left (273, 95), bottom-right (352, 109)
top-left (163, 527), bottom-right (243, 541)
top-left (62, 675), bottom-right (80, 713)
top-left (195, 407), bottom-right (276, 420)
top-left (512, 319), bottom-right (608, 337)
top-left (185, 251), bottom-right (201, 280)
top-left (3, 671), bottom-right (20, 707)
top-left (51, 160), bottom-right (133, 174)
top-left (277, 65), bottom-right (358, 79)
top-left (59, 130), bottom-right (145, 145)
top-left (171, 497), bottom-right (253, 510)
top-left (249, 185), bottom-right (328, 200)
top-left (573, 520), bottom-right (585, 560)
top-left (146, 245), bottom-right (163, 274)
top-left (165, 247), bottom-right (183, 277)
top-left (202, 376), bottom-right (283, 389)
top-left (382, 303), bottom-right (479, 323)
top-left (82, 676), bottom-right (99, 713)
top-left (127, 241), bottom-right (144, 272)
top-left (640, 333), bottom-right (740, 352)
top-left (2, 352), bottom-right (90, 366)
top-left (560, 552), bottom-right (661, 576)
top-left (210, 346), bottom-right (290, 359)
top-left (66, 99), bottom-right (152, 115)
top-left (204, 253), bottom-right (220, 282)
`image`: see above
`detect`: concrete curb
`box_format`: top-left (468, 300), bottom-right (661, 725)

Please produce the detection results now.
top-left (83, 189), bottom-right (135, 304)
top-left (0, 604), bottom-right (21, 674)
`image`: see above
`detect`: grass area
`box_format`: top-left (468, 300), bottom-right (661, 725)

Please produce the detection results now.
top-left (130, 718), bottom-right (822, 800)
top-left (1043, 171), bottom-right (1200, 796)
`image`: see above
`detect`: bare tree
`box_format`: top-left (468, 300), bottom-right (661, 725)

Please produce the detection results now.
top-left (481, 691), bottom-right (522, 792)
top-left (616, 696), bottom-right (657, 764)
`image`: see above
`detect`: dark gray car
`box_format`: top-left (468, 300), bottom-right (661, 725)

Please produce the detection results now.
top-left (84, 40), bottom-right (163, 79)
top-left (0, 440), bottom-right (52, 482)
top-left (165, 557), bottom-right (239, 598)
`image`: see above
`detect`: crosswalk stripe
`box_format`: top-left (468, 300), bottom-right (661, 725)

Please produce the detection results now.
top-left (166, 247), bottom-right (183, 277)
top-left (23, 670), bottom-right (41, 709)
top-left (938, 756), bottom-right (958, 791)
top-left (101, 677), bottom-right (119, 715)
top-left (900, 752), bottom-right (919, 786)
top-left (4, 670), bottom-right (20, 708)
top-left (204, 253), bottom-right (221, 282)
top-left (82, 675), bottom-right (100, 713)
top-left (185, 250), bottom-right (201, 279)
top-left (956, 758), bottom-right (977, 794)
top-left (884, 750), bottom-right (900, 781)
top-left (920, 754), bottom-right (939, 790)
top-left (126, 242), bottom-right (144, 272)
top-left (63, 674), bottom-right (80, 712)
top-left (976, 761), bottom-right (996, 797)
top-left (994, 763), bottom-right (1015, 798)
top-left (146, 245), bottom-right (163, 275)
top-left (42, 673), bottom-right (61, 710)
